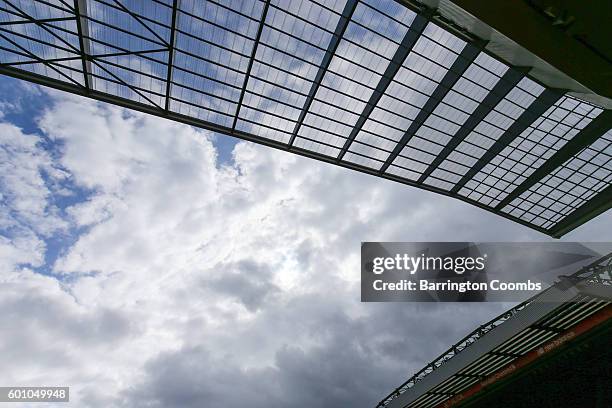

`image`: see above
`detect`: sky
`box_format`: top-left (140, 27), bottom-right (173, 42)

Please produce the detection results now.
top-left (0, 1), bottom-right (610, 406)
top-left (0, 74), bottom-right (611, 408)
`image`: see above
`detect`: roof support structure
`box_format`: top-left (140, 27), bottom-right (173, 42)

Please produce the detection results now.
top-left (0, 0), bottom-right (83, 87)
top-left (336, 11), bottom-right (430, 161)
top-left (287, 0), bottom-right (358, 147)
top-left (10, 0), bottom-right (178, 108)
top-left (0, 60), bottom-right (605, 238)
top-left (163, 0), bottom-right (178, 111)
top-left (380, 41), bottom-right (482, 173)
top-left (496, 110), bottom-right (612, 210)
top-left (0, 53), bottom-right (80, 66)
top-left (0, 0), bottom-right (609, 237)
top-left (74, 0), bottom-right (91, 90)
top-left (0, 16), bottom-right (74, 26)
top-left (232, 0), bottom-right (270, 130)
top-left (6, 0), bottom-right (155, 107)
top-left (0, 44), bottom-right (166, 69)
top-left (450, 88), bottom-right (563, 194)
top-left (417, 68), bottom-right (525, 183)
top-left (0, 31), bottom-right (81, 86)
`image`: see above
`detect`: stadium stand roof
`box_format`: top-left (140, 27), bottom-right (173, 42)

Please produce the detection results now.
top-left (0, 0), bottom-right (610, 236)
top-left (376, 252), bottom-right (612, 408)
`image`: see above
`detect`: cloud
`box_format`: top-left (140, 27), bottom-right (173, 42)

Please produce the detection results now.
top-left (120, 300), bottom-right (509, 408)
top-left (0, 269), bottom-right (136, 407)
top-left (0, 0), bottom-right (610, 404)
top-left (203, 260), bottom-right (281, 311)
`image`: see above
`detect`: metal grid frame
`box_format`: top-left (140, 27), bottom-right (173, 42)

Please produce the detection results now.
top-left (376, 252), bottom-right (612, 408)
top-left (0, 0), bottom-right (610, 237)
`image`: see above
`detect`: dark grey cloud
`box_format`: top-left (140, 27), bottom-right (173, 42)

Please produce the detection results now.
top-left (203, 260), bottom-right (281, 311)
top-left (0, 277), bottom-right (137, 394)
top-left (0, 284), bottom-right (134, 347)
top-left (121, 288), bottom-right (507, 408)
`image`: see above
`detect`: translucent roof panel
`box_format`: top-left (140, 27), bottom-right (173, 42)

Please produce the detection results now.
top-left (295, 0), bottom-right (416, 159)
top-left (458, 95), bottom-right (603, 207)
top-left (0, 0), bottom-right (610, 237)
top-left (502, 129), bottom-right (612, 230)
top-left (384, 22), bottom-right (467, 180)
top-left (419, 52), bottom-right (511, 190)
top-left (346, 21), bottom-right (467, 172)
top-left (236, 0), bottom-right (337, 144)
top-left (172, 0), bottom-right (265, 127)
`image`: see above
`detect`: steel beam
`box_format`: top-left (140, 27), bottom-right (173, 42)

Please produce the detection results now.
top-left (74, 0), bottom-right (91, 90)
top-left (0, 49), bottom-right (79, 66)
top-left (164, 0), bottom-right (179, 111)
top-left (0, 16), bottom-right (74, 26)
top-left (496, 110), bottom-right (612, 210)
top-left (232, 0), bottom-right (270, 130)
top-left (417, 68), bottom-right (524, 183)
top-left (287, 0), bottom-right (358, 147)
top-left (450, 88), bottom-right (563, 194)
top-left (379, 41), bottom-right (482, 173)
top-left (336, 12), bottom-right (429, 161)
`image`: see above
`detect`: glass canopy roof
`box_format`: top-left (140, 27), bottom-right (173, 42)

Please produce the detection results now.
top-left (1, 0), bottom-right (610, 236)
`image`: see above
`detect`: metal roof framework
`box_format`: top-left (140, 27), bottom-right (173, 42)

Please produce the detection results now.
top-left (377, 252), bottom-right (612, 408)
top-left (0, 0), bottom-right (610, 237)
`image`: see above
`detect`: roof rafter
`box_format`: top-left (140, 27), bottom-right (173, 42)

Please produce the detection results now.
top-left (164, 0), bottom-right (178, 111)
top-left (0, 31), bottom-right (82, 87)
top-left (0, 16), bottom-right (74, 26)
top-left (74, 0), bottom-right (91, 90)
